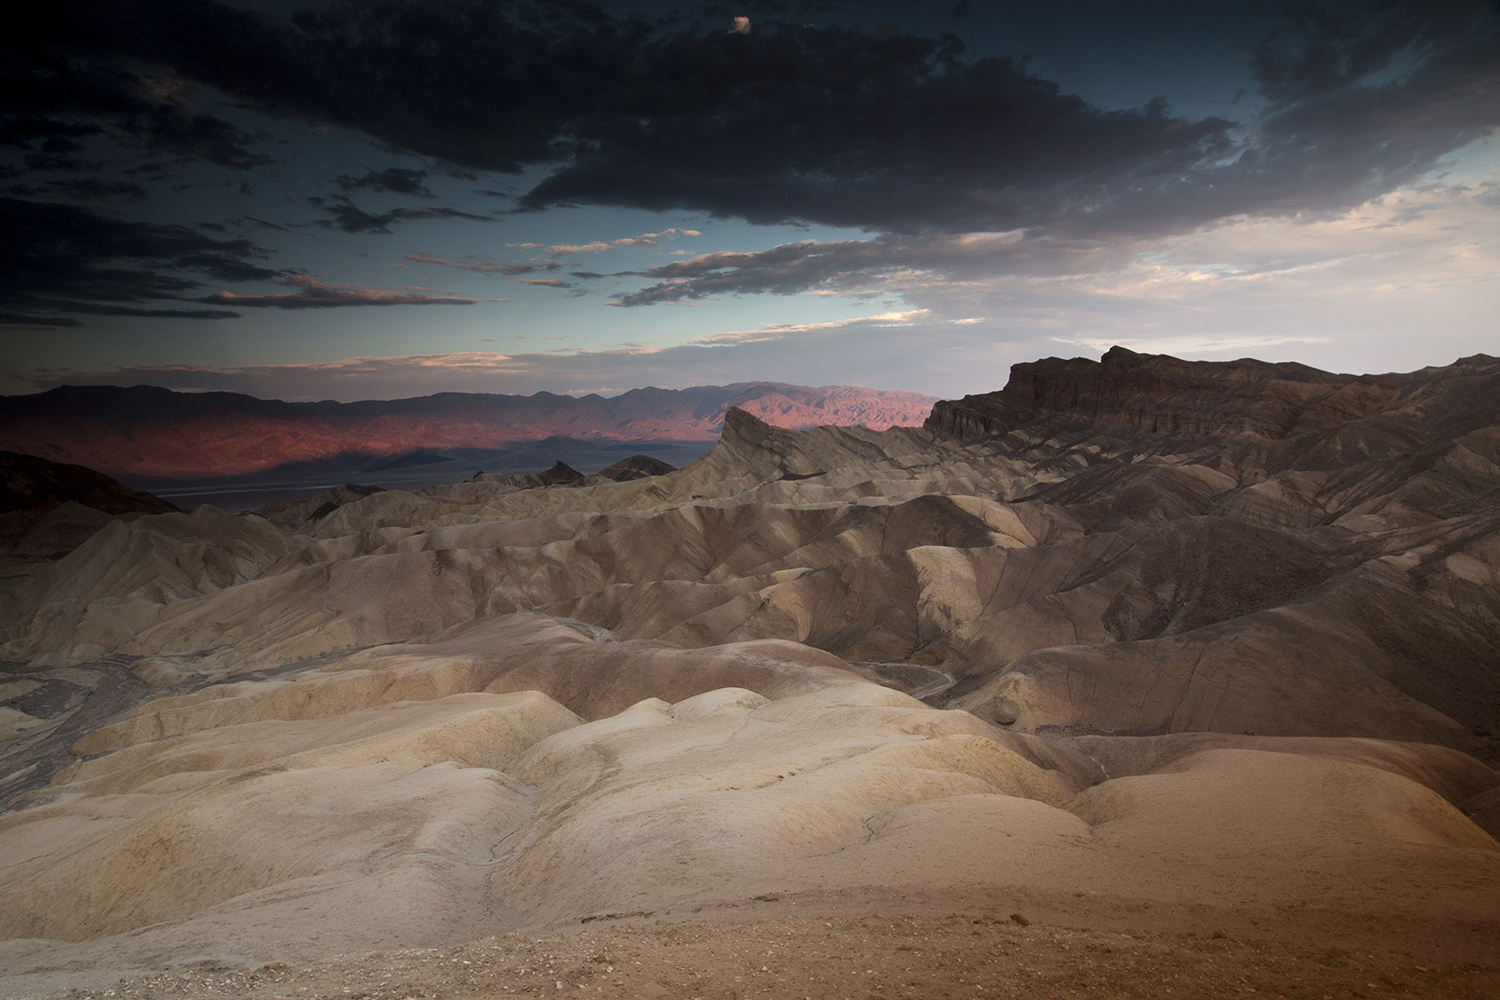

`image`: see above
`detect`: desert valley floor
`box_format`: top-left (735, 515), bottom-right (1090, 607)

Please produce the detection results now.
top-left (2, 348), bottom-right (1498, 998)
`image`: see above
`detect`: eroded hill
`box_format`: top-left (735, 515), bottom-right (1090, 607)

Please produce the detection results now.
top-left (1, 349), bottom-right (1497, 994)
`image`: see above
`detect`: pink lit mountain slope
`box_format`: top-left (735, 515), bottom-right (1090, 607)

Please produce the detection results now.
top-left (0, 382), bottom-right (938, 480)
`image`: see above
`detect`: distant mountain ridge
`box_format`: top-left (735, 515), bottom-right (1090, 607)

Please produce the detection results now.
top-left (0, 381), bottom-right (938, 480)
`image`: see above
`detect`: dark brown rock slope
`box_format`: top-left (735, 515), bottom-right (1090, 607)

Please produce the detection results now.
top-left (0, 451), bottom-right (179, 557)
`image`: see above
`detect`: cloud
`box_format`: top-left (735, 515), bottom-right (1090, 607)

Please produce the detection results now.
top-left (887, 180), bottom-right (1500, 377)
top-left (30, 179), bottom-right (149, 201)
top-left (7, 0), bottom-right (1498, 347)
top-left (310, 198), bottom-right (492, 234)
top-left (548, 241), bottom-right (611, 255)
top-left (548, 228), bottom-right (702, 255)
top-left (136, 104), bottom-right (271, 171)
top-left (19, 329), bottom-right (974, 400)
top-left (685, 310), bottom-right (928, 345)
top-left (335, 168), bottom-right (431, 196)
top-left (607, 231), bottom-right (1132, 305)
top-left (0, 27), bottom-right (270, 177)
top-left (516, 278), bottom-right (571, 287)
top-left (609, 161), bottom-right (1500, 316)
top-left (404, 253), bottom-right (563, 276)
top-left (0, 8), bottom-right (1176, 233)
top-left (200, 274), bottom-right (478, 309)
top-left (30, 1), bottom-right (1484, 243)
top-left (21, 353), bottom-right (535, 399)
top-left (0, 196), bottom-right (278, 326)
top-left (20, 186), bottom-right (1498, 405)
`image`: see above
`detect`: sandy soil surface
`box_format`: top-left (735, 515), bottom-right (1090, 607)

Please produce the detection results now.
top-left (32, 914), bottom-right (1500, 1000)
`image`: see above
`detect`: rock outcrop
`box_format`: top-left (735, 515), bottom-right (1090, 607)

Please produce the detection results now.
top-left (0, 451), bottom-right (179, 558)
top-left (926, 345), bottom-right (1500, 448)
top-left (594, 454), bottom-right (676, 481)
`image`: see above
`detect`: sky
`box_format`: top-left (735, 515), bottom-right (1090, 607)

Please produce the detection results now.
top-left (3, 0), bottom-right (1498, 402)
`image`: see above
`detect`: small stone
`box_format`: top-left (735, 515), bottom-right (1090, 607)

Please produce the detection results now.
top-left (1009, 913), bottom-right (1030, 926)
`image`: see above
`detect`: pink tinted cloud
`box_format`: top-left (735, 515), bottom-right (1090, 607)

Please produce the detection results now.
top-left (549, 227), bottom-right (702, 255)
top-left (404, 252), bottom-right (562, 275)
top-left (203, 275), bottom-right (477, 309)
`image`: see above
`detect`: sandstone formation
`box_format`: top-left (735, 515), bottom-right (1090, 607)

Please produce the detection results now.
top-left (1, 349), bottom-right (1497, 990)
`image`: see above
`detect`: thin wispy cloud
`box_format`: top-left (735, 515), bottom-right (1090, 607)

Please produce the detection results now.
top-left (202, 275), bottom-right (480, 309)
top-left (687, 311), bottom-right (929, 346)
top-left (548, 228), bottom-right (703, 255)
top-left (404, 253), bottom-right (563, 276)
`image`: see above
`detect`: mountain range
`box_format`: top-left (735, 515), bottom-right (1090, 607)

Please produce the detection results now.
top-left (0, 382), bottom-right (938, 480)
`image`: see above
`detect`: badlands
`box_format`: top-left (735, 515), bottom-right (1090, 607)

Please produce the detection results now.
top-left (1, 346), bottom-right (1498, 998)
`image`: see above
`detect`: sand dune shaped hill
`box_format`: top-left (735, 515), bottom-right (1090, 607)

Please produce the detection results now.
top-left (1, 348), bottom-right (1498, 996)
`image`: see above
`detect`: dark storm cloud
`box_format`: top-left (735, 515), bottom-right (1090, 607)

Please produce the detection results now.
top-left (200, 274), bottom-right (478, 308)
top-left (22, 0), bottom-right (1492, 240)
top-left (516, 38), bottom-right (1234, 234)
top-left (1249, 0), bottom-right (1480, 108)
top-left (0, 197), bottom-right (278, 326)
top-left (8, 0), bottom-right (1498, 317)
top-left (336, 168), bottom-right (432, 196)
top-left (135, 105), bottom-right (271, 169)
top-left (0, 28), bottom-right (269, 175)
top-left (0, 117), bottom-right (102, 154)
top-left (42, 179), bottom-right (151, 201)
top-left (309, 197), bottom-right (492, 234)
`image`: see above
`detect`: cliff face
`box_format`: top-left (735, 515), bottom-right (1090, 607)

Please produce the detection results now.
top-left (926, 346), bottom-right (1499, 445)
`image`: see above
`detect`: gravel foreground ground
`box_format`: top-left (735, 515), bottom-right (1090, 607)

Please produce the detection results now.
top-left (31, 914), bottom-right (1499, 1000)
